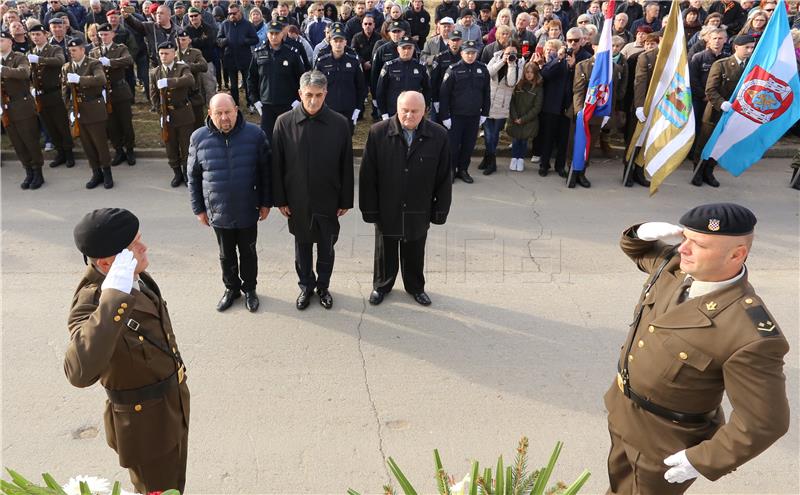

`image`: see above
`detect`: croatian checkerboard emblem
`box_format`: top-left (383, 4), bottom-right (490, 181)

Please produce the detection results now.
top-left (708, 218), bottom-right (721, 231)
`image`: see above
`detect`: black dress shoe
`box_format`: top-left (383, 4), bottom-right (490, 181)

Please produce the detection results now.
top-left (703, 164), bottom-right (720, 187)
top-left (20, 167), bottom-right (33, 190)
top-left (633, 166), bottom-right (651, 187)
top-left (576, 171), bottom-right (591, 188)
top-left (85, 169), bottom-right (103, 189)
top-left (64, 150), bottom-right (75, 168)
top-left (29, 169), bottom-right (44, 190)
top-left (216, 289), bottom-right (241, 312)
top-left (316, 288), bottom-right (333, 309)
top-left (412, 292), bottom-right (431, 306)
top-left (111, 149), bottom-right (127, 166)
top-left (102, 167), bottom-right (114, 189)
top-left (368, 289), bottom-right (385, 305)
top-left (170, 168), bottom-right (184, 187)
top-left (244, 290), bottom-right (259, 312)
top-left (691, 163), bottom-right (705, 186)
top-left (458, 170), bottom-right (474, 183)
top-left (48, 152), bottom-right (66, 168)
top-left (296, 289), bottom-right (312, 310)
top-left (555, 167), bottom-right (567, 178)
top-left (126, 148), bottom-right (137, 165)
top-left (538, 167), bottom-right (548, 177)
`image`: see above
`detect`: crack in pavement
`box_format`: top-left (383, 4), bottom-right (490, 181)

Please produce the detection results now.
top-left (505, 171), bottom-right (550, 275)
top-left (354, 280), bottom-right (390, 483)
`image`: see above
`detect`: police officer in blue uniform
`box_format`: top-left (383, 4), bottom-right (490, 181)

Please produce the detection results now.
top-left (376, 36), bottom-right (430, 119)
top-left (430, 29), bottom-right (463, 123)
top-left (314, 23), bottom-right (367, 134)
top-left (247, 20), bottom-right (306, 142)
top-left (438, 40), bottom-right (490, 184)
top-left (370, 21), bottom-right (407, 117)
top-left (276, 15), bottom-right (312, 71)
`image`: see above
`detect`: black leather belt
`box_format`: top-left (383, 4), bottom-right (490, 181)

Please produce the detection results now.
top-left (617, 373), bottom-right (716, 424)
top-left (104, 365), bottom-right (185, 405)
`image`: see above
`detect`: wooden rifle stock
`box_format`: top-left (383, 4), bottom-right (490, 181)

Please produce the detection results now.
top-left (104, 67), bottom-right (113, 114)
top-left (70, 82), bottom-right (80, 138)
top-left (1, 91), bottom-right (10, 128)
top-left (31, 61), bottom-right (43, 113)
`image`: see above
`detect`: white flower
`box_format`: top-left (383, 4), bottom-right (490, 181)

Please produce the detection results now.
top-left (61, 475), bottom-right (111, 495)
top-left (450, 473), bottom-right (471, 495)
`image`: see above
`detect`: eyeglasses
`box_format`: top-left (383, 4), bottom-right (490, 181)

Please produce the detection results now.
top-left (566, 38), bottom-right (580, 42)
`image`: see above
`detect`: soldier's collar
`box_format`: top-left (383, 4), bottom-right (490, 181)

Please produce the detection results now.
top-left (688, 266), bottom-right (746, 300)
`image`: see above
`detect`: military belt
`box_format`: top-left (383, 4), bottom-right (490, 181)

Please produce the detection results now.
top-left (104, 365), bottom-right (186, 405)
top-left (621, 379), bottom-right (717, 424)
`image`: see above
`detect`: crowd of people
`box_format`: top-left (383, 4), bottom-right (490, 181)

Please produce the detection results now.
top-left (2, 0), bottom-right (799, 191)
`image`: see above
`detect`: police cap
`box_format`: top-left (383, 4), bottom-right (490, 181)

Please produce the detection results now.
top-left (389, 21), bottom-right (405, 32)
top-left (679, 203), bottom-right (757, 236)
top-left (267, 20), bottom-right (284, 32)
top-left (330, 22), bottom-right (346, 39)
top-left (448, 29), bottom-right (462, 40)
top-left (462, 40), bottom-right (479, 52)
top-left (397, 35), bottom-right (415, 47)
top-left (74, 208), bottom-right (140, 259)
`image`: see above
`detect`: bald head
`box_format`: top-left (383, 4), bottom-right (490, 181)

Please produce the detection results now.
top-left (208, 93), bottom-right (238, 132)
top-left (396, 91), bottom-right (426, 130)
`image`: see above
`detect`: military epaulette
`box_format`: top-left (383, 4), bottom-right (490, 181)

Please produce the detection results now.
top-left (742, 297), bottom-right (781, 337)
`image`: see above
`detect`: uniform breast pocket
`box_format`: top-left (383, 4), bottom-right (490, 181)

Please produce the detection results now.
top-left (659, 334), bottom-right (712, 383)
top-left (122, 331), bottom-right (150, 362)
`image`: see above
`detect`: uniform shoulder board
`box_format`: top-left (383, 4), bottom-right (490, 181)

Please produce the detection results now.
top-left (743, 299), bottom-right (781, 337)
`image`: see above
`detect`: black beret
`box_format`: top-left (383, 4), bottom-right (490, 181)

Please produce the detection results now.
top-left (462, 39), bottom-right (480, 52)
top-left (29, 24), bottom-right (48, 33)
top-left (74, 208), bottom-right (140, 259)
top-left (0, 31), bottom-right (11, 40)
top-left (176, 28), bottom-right (189, 37)
top-left (679, 203), bottom-right (757, 236)
top-left (732, 34), bottom-right (756, 46)
top-left (158, 40), bottom-right (176, 50)
top-left (96, 23), bottom-right (112, 32)
top-left (66, 38), bottom-right (83, 47)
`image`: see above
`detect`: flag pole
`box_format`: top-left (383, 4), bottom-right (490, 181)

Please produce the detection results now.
top-left (566, 164), bottom-right (575, 188)
top-left (622, 147), bottom-right (638, 186)
top-left (790, 167), bottom-right (800, 188)
top-left (690, 159), bottom-right (704, 184)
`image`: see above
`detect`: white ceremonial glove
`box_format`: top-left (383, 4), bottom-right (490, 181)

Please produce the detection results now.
top-left (664, 450), bottom-right (700, 484)
top-left (69, 112), bottom-right (76, 124)
top-left (442, 118), bottom-right (452, 129)
top-left (99, 56), bottom-right (111, 66)
top-left (157, 78), bottom-right (168, 89)
top-left (27, 54), bottom-right (39, 64)
top-left (433, 101), bottom-right (440, 112)
top-left (381, 113), bottom-right (389, 120)
top-left (351, 108), bottom-right (360, 124)
top-left (479, 116), bottom-right (487, 125)
top-left (67, 72), bottom-right (81, 84)
top-left (291, 99), bottom-right (301, 109)
top-left (637, 222), bottom-right (685, 244)
top-left (100, 249), bottom-right (138, 295)
top-left (635, 106), bottom-right (646, 122)
top-left (254, 101), bottom-right (263, 115)
top-left (720, 101), bottom-right (732, 112)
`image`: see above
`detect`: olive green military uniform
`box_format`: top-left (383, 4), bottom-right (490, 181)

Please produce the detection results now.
top-left (90, 42), bottom-right (136, 158)
top-left (633, 48), bottom-right (658, 109)
top-left (573, 55), bottom-right (627, 154)
top-left (605, 225), bottom-right (790, 494)
top-left (62, 57), bottom-right (111, 170)
top-left (149, 62), bottom-right (195, 173)
top-left (30, 43), bottom-right (75, 164)
top-left (695, 55), bottom-right (745, 154)
top-left (65, 266), bottom-right (190, 494)
top-left (1, 51), bottom-right (44, 174)
top-left (176, 47), bottom-right (209, 130)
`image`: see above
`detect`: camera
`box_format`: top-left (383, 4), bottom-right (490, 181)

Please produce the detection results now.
top-left (565, 47), bottom-right (574, 56)
top-left (507, 53), bottom-right (517, 63)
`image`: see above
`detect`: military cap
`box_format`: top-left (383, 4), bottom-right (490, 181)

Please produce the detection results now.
top-left (330, 22), bottom-right (346, 39)
top-left (267, 20), bottom-right (284, 32)
top-left (397, 35), bottom-right (415, 47)
top-left (460, 9), bottom-right (475, 17)
top-left (388, 20), bottom-right (405, 32)
top-left (448, 29), bottom-right (462, 40)
top-left (48, 17), bottom-right (64, 25)
top-left (74, 208), bottom-right (140, 260)
top-left (188, 7), bottom-right (201, 14)
top-left (0, 31), bottom-right (12, 40)
top-left (106, 9), bottom-right (119, 16)
top-left (96, 23), bottom-right (112, 32)
top-left (158, 40), bottom-right (176, 50)
top-left (732, 34), bottom-right (756, 46)
top-left (66, 38), bottom-right (84, 47)
top-left (29, 24), bottom-right (47, 33)
top-left (462, 39), bottom-right (479, 52)
top-left (679, 203), bottom-right (757, 236)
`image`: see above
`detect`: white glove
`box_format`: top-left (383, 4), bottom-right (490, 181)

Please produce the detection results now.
top-left (99, 56), bottom-right (111, 66)
top-left (433, 101), bottom-right (440, 112)
top-left (637, 222), bottom-right (684, 244)
top-left (664, 450), bottom-right (700, 484)
top-left (69, 112), bottom-right (76, 124)
top-left (635, 107), bottom-right (646, 122)
top-left (254, 101), bottom-right (263, 115)
top-left (157, 78), bottom-right (168, 89)
top-left (372, 98), bottom-right (378, 108)
top-left (479, 116), bottom-right (487, 126)
top-left (381, 113), bottom-right (389, 120)
top-left (291, 100), bottom-right (301, 109)
top-left (720, 101), bottom-right (732, 112)
top-left (442, 118), bottom-right (452, 129)
top-left (351, 108), bottom-right (360, 124)
top-left (100, 249), bottom-right (138, 295)
top-left (27, 54), bottom-right (39, 64)
top-left (67, 73), bottom-right (80, 84)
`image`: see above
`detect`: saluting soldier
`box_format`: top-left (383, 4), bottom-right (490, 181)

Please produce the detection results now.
top-left (65, 208), bottom-right (190, 494)
top-left (150, 40), bottom-right (195, 187)
top-left (63, 38), bottom-right (113, 189)
top-left (176, 29), bottom-right (209, 130)
top-left (1, 31), bottom-right (45, 190)
top-left (606, 203), bottom-right (790, 495)
top-left (91, 23), bottom-right (137, 167)
top-left (28, 24), bottom-right (76, 169)
top-left (693, 35), bottom-right (754, 188)
top-left (376, 35), bottom-right (430, 119)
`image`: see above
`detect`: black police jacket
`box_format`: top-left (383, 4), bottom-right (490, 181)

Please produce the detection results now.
top-left (438, 59), bottom-right (491, 119)
top-left (430, 49), bottom-right (461, 102)
top-left (376, 57), bottom-right (431, 116)
top-left (370, 40), bottom-right (399, 92)
top-left (247, 43), bottom-right (305, 106)
top-left (314, 51), bottom-right (368, 114)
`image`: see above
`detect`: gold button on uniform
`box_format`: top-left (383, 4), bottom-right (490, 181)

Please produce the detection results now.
top-left (679, 352), bottom-right (688, 360)
top-left (638, 340), bottom-right (644, 348)
top-left (138, 336), bottom-right (144, 342)
top-left (114, 315), bottom-right (121, 322)
top-left (648, 325), bottom-right (655, 333)
top-left (745, 298), bottom-right (753, 304)
top-left (117, 308), bottom-right (125, 315)
top-left (172, 347), bottom-right (176, 353)
top-left (134, 404), bottom-right (142, 412)
top-left (628, 354), bottom-right (634, 362)
top-left (121, 303), bottom-right (128, 309)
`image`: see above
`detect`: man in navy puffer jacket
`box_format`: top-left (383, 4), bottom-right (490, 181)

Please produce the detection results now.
top-left (188, 93), bottom-right (272, 313)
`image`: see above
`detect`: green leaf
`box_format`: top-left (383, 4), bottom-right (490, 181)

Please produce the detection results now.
top-left (1, 479), bottom-right (28, 495)
top-left (482, 467), bottom-right (493, 495)
top-left (469, 461), bottom-right (479, 495)
top-left (531, 442), bottom-right (563, 495)
top-left (504, 467), bottom-right (512, 495)
top-left (41, 474), bottom-right (67, 495)
top-left (561, 469), bottom-right (591, 495)
top-left (434, 449), bottom-right (444, 472)
top-left (495, 456), bottom-right (504, 495)
top-left (5, 469), bottom-right (31, 490)
top-left (110, 481), bottom-right (121, 495)
top-left (346, 490), bottom-right (362, 495)
top-left (78, 481), bottom-right (91, 495)
top-left (160, 490), bottom-right (181, 495)
top-left (387, 457), bottom-right (418, 495)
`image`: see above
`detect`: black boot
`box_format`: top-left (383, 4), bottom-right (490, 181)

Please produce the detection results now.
top-left (477, 152), bottom-right (488, 170)
top-left (29, 168), bottom-right (44, 189)
top-left (111, 148), bottom-right (127, 166)
top-left (20, 167), bottom-right (33, 189)
top-left (85, 169), bottom-right (103, 189)
top-left (576, 171), bottom-right (591, 188)
top-left (65, 149), bottom-right (75, 168)
top-left (691, 161), bottom-right (705, 186)
top-left (181, 164), bottom-right (188, 187)
top-left (703, 161), bottom-right (720, 187)
top-left (633, 166), bottom-right (651, 187)
top-left (102, 167), bottom-right (114, 189)
top-left (126, 148), bottom-right (136, 165)
top-left (48, 151), bottom-right (66, 168)
top-left (170, 167), bottom-right (184, 187)
top-left (482, 153), bottom-right (497, 175)
top-left (554, 163), bottom-right (567, 178)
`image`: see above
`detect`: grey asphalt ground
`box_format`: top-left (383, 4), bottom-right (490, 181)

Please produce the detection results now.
top-left (1, 155), bottom-right (798, 494)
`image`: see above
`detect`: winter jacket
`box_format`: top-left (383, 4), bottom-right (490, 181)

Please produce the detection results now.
top-left (217, 18), bottom-right (259, 70)
top-left (486, 50), bottom-right (523, 119)
top-left (505, 83), bottom-right (543, 140)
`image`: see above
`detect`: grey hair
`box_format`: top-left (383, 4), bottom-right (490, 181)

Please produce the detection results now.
top-left (566, 26), bottom-right (584, 39)
top-left (299, 70), bottom-right (328, 89)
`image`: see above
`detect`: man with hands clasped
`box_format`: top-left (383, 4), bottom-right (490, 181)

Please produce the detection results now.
top-left (65, 208), bottom-right (190, 494)
top-left (605, 203), bottom-right (790, 494)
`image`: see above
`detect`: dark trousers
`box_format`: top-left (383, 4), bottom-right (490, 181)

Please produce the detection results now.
top-left (448, 115), bottom-right (481, 173)
top-left (5, 117), bottom-right (44, 169)
top-left (40, 101), bottom-right (74, 152)
top-left (260, 103), bottom-right (292, 144)
top-left (165, 124), bottom-right (193, 169)
top-left (135, 54), bottom-right (150, 101)
top-left (373, 226), bottom-right (427, 294)
top-left (538, 112), bottom-right (570, 172)
top-left (227, 65), bottom-right (249, 106)
top-left (125, 66), bottom-right (137, 102)
top-left (108, 99), bottom-right (136, 150)
top-left (213, 225), bottom-right (258, 292)
top-left (295, 234), bottom-right (337, 291)
top-left (690, 98), bottom-right (707, 161)
top-left (129, 423), bottom-right (188, 494)
top-left (79, 121), bottom-right (111, 170)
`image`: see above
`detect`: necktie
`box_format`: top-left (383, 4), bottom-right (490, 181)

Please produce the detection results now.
top-left (675, 277), bottom-right (693, 305)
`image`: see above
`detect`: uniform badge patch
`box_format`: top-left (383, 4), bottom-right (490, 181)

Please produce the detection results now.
top-left (705, 301), bottom-right (717, 311)
top-left (413, 68), bottom-right (419, 74)
top-left (346, 62), bottom-right (352, 68)
top-left (283, 60), bottom-right (289, 66)
top-left (477, 68), bottom-right (482, 73)
top-left (708, 218), bottom-right (721, 231)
